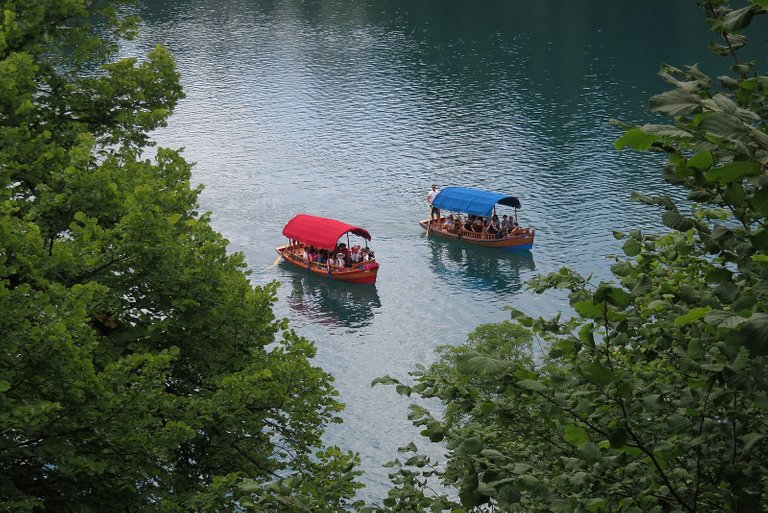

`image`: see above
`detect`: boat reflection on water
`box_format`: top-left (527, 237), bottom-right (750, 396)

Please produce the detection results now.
top-left (282, 266), bottom-right (382, 329)
top-left (428, 237), bottom-right (536, 294)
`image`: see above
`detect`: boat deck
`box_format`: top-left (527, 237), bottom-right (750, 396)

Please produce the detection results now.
top-left (419, 218), bottom-right (534, 250)
top-left (276, 243), bottom-right (380, 284)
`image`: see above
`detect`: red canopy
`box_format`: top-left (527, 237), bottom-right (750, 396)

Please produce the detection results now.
top-left (281, 214), bottom-right (372, 250)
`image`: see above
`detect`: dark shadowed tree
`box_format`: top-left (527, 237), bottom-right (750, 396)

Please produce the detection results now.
top-left (0, 1), bottom-right (361, 511)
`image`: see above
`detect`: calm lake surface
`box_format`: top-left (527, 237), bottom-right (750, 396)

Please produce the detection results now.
top-left (129, 0), bottom-right (766, 500)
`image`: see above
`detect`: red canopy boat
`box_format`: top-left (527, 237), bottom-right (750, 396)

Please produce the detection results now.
top-left (276, 214), bottom-right (380, 284)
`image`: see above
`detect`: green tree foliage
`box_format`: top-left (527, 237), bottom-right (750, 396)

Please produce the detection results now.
top-left (373, 1), bottom-right (768, 512)
top-left (0, 1), bottom-right (361, 511)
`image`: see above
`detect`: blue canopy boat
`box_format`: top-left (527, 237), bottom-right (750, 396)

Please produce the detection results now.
top-left (419, 186), bottom-right (534, 250)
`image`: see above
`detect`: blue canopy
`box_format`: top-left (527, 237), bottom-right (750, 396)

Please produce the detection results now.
top-left (431, 186), bottom-right (522, 217)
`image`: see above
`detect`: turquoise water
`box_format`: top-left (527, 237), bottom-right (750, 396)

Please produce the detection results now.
top-left (129, 0), bottom-right (767, 499)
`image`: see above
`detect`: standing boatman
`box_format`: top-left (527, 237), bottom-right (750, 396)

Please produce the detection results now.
top-left (427, 184), bottom-right (441, 227)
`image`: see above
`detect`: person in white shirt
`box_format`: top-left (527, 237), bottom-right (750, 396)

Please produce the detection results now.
top-left (427, 184), bottom-right (440, 226)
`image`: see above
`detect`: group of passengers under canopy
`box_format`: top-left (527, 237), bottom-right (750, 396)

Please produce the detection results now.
top-left (300, 242), bottom-right (375, 269)
top-left (434, 213), bottom-right (522, 238)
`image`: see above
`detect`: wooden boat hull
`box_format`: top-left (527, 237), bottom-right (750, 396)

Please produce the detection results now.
top-left (419, 219), bottom-right (534, 250)
top-left (276, 245), bottom-right (379, 284)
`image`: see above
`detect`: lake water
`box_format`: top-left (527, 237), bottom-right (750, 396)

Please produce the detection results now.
top-left (128, 0), bottom-right (766, 500)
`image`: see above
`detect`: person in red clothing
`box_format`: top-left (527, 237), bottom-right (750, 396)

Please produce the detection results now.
top-left (335, 242), bottom-right (351, 264)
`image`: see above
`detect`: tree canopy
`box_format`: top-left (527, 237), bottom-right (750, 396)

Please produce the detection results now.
top-left (373, 1), bottom-right (768, 512)
top-left (0, 1), bottom-right (361, 511)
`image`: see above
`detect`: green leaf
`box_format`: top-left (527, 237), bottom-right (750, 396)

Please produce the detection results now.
top-left (705, 310), bottom-right (747, 329)
top-left (583, 362), bottom-right (617, 386)
top-left (607, 287), bottom-right (632, 309)
top-left (639, 123), bottom-right (693, 138)
top-left (698, 111), bottom-right (751, 141)
top-left (630, 274), bottom-right (652, 297)
top-left (477, 481), bottom-right (497, 497)
top-left (514, 368), bottom-right (538, 381)
top-left (643, 394), bottom-right (664, 411)
top-left (662, 211), bottom-right (695, 231)
top-left (506, 307), bottom-right (533, 326)
top-left (498, 484), bottom-right (521, 504)
top-left (667, 414), bottom-right (693, 432)
top-left (573, 300), bottom-right (604, 319)
top-left (517, 379), bottom-right (548, 393)
top-left (512, 463), bottom-right (531, 474)
top-left (702, 362), bottom-right (726, 372)
top-left (622, 238), bottom-right (641, 257)
top-left (611, 261), bottom-right (633, 276)
top-left (743, 313), bottom-right (768, 356)
top-left (517, 474), bottom-right (540, 489)
top-left (463, 437), bottom-right (483, 453)
top-left (395, 384), bottom-right (412, 397)
top-left (615, 128), bottom-right (660, 150)
top-left (371, 375), bottom-right (400, 387)
top-left (705, 267), bottom-right (733, 283)
top-left (422, 421), bottom-right (445, 443)
top-left (577, 442), bottom-right (600, 463)
top-left (704, 161), bottom-right (761, 184)
top-left (674, 307), bottom-right (712, 326)
top-left (456, 353), bottom-right (511, 375)
top-left (649, 89), bottom-right (701, 116)
top-left (741, 433), bottom-right (763, 451)
top-left (609, 428), bottom-right (627, 448)
top-left (552, 499), bottom-right (576, 513)
top-left (480, 449), bottom-right (505, 460)
top-left (687, 150), bottom-right (715, 171)
top-left (564, 424), bottom-right (590, 446)
top-left (585, 498), bottom-right (608, 513)
top-left (753, 187), bottom-right (768, 215)
top-left (688, 338), bottom-right (704, 359)
top-left (720, 4), bottom-right (760, 31)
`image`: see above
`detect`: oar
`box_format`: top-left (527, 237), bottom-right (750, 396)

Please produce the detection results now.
top-left (426, 208), bottom-right (431, 237)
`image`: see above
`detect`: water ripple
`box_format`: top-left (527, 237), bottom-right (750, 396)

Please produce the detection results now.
top-left (129, 0), bottom-right (747, 500)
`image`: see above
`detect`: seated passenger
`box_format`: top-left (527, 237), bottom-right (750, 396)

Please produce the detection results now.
top-left (472, 217), bottom-right (484, 233)
top-left (317, 250), bottom-right (328, 264)
top-left (350, 245), bottom-right (362, 263)
top-left (336, 243), bottom-right (350, 262)
top-left (443, 214), bottom-right (455, 230)
top-left (487, 215), bottom-right (499, 235)
top-left (500, 215), bottom-right (511, 235)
